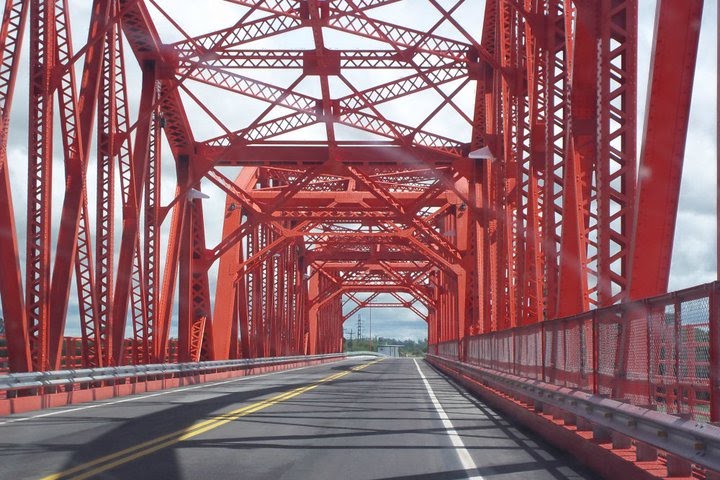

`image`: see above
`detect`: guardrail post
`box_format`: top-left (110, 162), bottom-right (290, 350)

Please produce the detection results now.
top-left (666, 454), bottom-right (692, 477)
top-left (711, 281), bottom-right (720, 422)
top-left (635, 442), bottom-right (658, 462)
top-left (592, 425), bottom-right (611, 443)
top-left (611, 432), bottom-right (632, 449)
top-left (576, 416), bottom-right (592, 432)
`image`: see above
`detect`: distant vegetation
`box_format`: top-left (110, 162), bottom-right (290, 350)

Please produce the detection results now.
top-left (344, 337), bottom-right (427, 356)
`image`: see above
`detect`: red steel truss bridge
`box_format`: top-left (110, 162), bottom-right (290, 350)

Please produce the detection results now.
top-left (0, 1), bottom-right (719, 479)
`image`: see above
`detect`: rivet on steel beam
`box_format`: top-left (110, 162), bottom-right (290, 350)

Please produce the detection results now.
top-left (657, 430), bottom-right (668, 438)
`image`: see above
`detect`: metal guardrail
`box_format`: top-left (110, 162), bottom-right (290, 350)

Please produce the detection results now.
top-left (0, 353), bottom-right (354, 393)
top-left (432, 281), bottom-right (720, 423)
top-left (428, 354), bottom-right (720, 474)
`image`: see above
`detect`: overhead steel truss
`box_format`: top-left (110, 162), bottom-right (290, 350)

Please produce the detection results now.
top-left (0, 0), bottom-right (705, 371)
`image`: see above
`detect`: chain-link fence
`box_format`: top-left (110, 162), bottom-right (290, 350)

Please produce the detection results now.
top-left (434, 282), bottom-right (720, 423)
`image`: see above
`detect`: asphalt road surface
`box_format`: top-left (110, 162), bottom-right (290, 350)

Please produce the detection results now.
top-left (0, 357), bottom-right (598, 480)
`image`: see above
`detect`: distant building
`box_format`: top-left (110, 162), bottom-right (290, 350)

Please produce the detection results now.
top-left (378, 345), bottom-right (402, 357)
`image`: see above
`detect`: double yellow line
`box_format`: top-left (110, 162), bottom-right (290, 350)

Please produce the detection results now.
top-left (42, 359), bottom-right (382, 480)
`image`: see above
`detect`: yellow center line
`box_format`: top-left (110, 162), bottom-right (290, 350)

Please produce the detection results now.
top-left (41, 359), bottom-right (383, 480)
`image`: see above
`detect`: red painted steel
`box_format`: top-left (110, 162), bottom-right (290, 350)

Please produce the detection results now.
top-left (0, 0), bottom-right (29, 373)
top-left (0, 334), bottom-right (8, 373)
top-left (0, 2), bottom-right (713, 459)
top-left (630, 0), bottom-right (704, 300)
top-left (456, 282), bottom-right (720, 423)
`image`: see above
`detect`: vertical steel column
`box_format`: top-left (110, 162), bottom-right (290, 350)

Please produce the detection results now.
top-left (237, 243), bottom-right (250, 358)
top-left (26, 0), bottom-right (55, 371)
top-left (49, 0), bottom-right (107, 369)
top-left (94, 14), bottom-right (116, 367)
top-left (177, 200), bottom-right (193, 363)
top-left (190, 196), bottom-right (213, 361)
top-left (110, 62), bottom-right (155, 365)
top-left (213, 176), bottom-right (245, 360)
top-left (307, 272), bottom-right (320, 355)
top-left (542, 0), bottom-right (571, 322)
top-left (557, 0), bottom-right (594, 317)
top-left (0, 0), bottom-right (30, 372)
top-left (156, 157), bottom-right (189, 362)
top-left (595, 0), bottom-right (637, 306)
top-left (143, 83), bottom-right (162, 363)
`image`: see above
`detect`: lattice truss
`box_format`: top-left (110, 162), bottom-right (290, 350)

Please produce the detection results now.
top-left (0, 0), bottom-right (700, 371)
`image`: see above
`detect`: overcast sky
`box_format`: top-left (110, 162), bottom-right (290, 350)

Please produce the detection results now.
top-left (2, 1), bottom-right (718, 342)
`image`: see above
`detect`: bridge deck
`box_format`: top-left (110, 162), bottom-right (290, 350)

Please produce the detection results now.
top-left (1, 358), bottom-right (596, 480)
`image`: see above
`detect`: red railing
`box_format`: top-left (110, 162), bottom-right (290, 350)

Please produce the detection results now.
top-left (434, 282), bottom-right (720, 423)
top-left (0, 336), bottom-right (84, 372)
top-left (0, 336), bottom-right (237, 373)
top-left (0, 334), bottom-right (7, 374)
top-left (60, 337), bottom-right (84, 369)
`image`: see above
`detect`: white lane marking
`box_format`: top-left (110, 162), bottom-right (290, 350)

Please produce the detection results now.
top-left (413, 359), bottom-right (484, 480)
top-left (0, 359), bottom-right (355, 426)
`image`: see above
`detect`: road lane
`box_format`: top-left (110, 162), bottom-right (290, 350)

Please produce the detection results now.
top-left (0, 357), bottom-right (597, 480)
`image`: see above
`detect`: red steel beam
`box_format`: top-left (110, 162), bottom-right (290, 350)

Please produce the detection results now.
top-left (0, 0), bottom-right (30, 372)
top-left (630, 0), bottom-right (703, 300)
top-left (0, 0), bottom-right (708, 377)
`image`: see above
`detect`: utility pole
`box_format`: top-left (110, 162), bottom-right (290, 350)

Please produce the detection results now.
top-left (344, 329), bottom-right (354, 351)
top-left (369, 307), bottom-right (373, 352)
top-left (357, 315), bottom-right (362, 342)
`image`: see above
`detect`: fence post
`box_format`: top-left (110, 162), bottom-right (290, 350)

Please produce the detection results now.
top-left (710, 282), bottom-right (720, 422)
top-left (645, 299), bottom-right (652, 407)
top-left (541, 322), bottom-right (546, 383)
top-left (672, 295), bottom-right (682, 415)
top-left (592, 310), bottom-right (599, 395)
top-left (512, 329), bottom-right (517, 376)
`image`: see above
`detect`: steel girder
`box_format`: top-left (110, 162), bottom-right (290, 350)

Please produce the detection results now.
top-left (0, 0), bottom-right (705, 371)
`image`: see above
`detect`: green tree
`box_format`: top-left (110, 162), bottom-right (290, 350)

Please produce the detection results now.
top-left (343, 336), bottom-right (427, 356)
